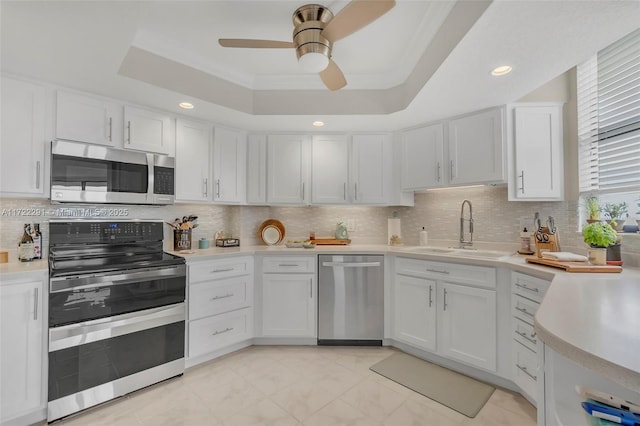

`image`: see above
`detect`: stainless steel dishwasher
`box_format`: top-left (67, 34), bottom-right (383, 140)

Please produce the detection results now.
top-left (318, 255), bottom-right (384, 345)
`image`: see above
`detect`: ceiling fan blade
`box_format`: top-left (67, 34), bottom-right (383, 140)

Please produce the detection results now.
top-left (321, 0), bottom-right (396, 42)
top-left (218, 39), bottom-right (295, 48)
top-left (320, 59), bottom-right (347, 91)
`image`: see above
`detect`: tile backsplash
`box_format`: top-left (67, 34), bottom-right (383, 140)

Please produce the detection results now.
top-left (2, 186), bottom-right (639, 262)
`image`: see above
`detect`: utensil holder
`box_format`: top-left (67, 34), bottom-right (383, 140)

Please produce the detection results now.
top-left (173, 229), bottom-right (192, 251)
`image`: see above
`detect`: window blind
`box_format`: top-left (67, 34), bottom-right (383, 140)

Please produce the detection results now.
top-left (578, 28), bottom-right (640, 195)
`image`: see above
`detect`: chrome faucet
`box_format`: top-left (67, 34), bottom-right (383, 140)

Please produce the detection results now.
top-left (459, 200), bottom-right (474, 248)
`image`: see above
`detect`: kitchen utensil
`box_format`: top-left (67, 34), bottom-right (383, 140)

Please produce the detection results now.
top-left (258, 219), bottom-right (285, 245)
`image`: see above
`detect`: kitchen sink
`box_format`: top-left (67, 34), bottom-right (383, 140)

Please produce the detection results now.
top-left (407, 247), bottom-right (456, 254)
top-left (452, 249), bottom-right (514, 259)
top-left (407, 246), bottom-right (513, 259)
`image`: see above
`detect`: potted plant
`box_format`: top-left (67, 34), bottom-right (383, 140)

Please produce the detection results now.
top-left (582, 221), bottom-right (617, 265)
top-left (602, 202), bottom-right (628, 231)
top-left (584, 196), bottom-right (602, 223)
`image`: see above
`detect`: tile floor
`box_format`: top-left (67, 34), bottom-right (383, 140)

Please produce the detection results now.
top-left (55, 346), bottom-right (537, 426)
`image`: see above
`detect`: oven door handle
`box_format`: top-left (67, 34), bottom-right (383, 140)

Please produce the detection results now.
top-left (50, 265), bottom-right (186, 293)
top-left (49, 303), bottom-right (185, 352)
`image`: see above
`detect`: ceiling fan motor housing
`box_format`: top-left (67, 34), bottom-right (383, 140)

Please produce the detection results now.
top-left (292, 4), bottom-right (334, 60)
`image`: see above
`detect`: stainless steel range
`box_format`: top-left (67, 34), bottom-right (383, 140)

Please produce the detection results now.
top-left (47, 220), bottom-right (186, 422)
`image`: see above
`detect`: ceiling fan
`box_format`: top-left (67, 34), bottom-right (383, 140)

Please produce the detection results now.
top-left (218, 0), bottom-right (396, 91)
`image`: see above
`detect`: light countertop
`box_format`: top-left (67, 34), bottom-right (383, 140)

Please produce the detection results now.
top-left (2, 244), bottom-right (638, 391)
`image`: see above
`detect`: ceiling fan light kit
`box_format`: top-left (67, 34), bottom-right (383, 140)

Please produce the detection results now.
top-left (218, 0), bottom-right (396, 90)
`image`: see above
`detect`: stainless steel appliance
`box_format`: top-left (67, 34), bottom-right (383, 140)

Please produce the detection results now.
top-left (51, 140), bottom-right (175, 205)
top-left (47, 220), bottom-right (186, 422)
top-left (318, 255), bottom-right (384, 345)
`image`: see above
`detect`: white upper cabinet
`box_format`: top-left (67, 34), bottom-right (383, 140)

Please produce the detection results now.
top-left (213, 127), bottom-right (246, 203)
top-left (1, 76), bottom-right (48, 197)
top-left (311, 134), bottom-right (349, 204)
top-left (56, 90), bottom-right (123, 146)
top-left (508, 103), bottom-right (564, 201)
top-left (123, 105), bottom-right (174, 155)
top-left (448, 107), bottom-right (506, 185)
top-left (266, 135), bottom-right (311, 204)
top-left (351, 134), bottom-right (392, 204)
top-left (401, 123), bottom-right (445, 190)
top-left (175, 119), bottom-right (211, 202)
top-left (246, 134), bottom-right (267, 204)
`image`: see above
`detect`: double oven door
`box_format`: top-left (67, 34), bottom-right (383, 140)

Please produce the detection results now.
top-left (48, 264), bottom-right (186, 421)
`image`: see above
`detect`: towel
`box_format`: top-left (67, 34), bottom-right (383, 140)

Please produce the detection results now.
top-left (541, 251), bottom-right (588, 262)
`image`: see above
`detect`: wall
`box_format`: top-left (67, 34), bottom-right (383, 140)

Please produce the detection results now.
top-left (0, 198), bottom-right (237, 257)
top-left (2, 187), bottom-right (639, 263)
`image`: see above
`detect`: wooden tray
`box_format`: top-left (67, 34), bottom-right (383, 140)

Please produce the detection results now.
top-left (526, 257), bottom-right (622, 273)
top-left (310, 238), bottom-right (351, 245)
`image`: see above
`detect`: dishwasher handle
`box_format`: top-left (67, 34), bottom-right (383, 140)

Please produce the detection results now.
top-left (322, 262), bottom-right (381, 268)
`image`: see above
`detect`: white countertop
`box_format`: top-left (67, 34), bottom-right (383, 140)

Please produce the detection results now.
top-left (534, 272), bottom-right (640, 393)
top-left (2, 243), bottom-right (638, 391)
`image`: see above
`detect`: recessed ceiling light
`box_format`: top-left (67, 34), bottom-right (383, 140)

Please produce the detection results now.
top-left (179, 102), bottom-right (194, 109)
top-left (312, 121), bottom-right (325, 127)
top-left (491, 65), bottom-right (512, 76)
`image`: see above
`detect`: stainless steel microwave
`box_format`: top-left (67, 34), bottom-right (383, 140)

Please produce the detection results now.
top-left (50, 140), bottom-right (175, 205)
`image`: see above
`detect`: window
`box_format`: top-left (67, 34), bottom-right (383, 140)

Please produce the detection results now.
top-left (577, 28), bottom-right (640, 223)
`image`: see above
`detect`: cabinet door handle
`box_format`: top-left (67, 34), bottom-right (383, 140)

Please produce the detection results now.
top-left (516, 364), bottom-right (537, 380)
top-left (35, 161), bottom-right (41, 189)
top-left (216, 179), bottom-right (221, 198)
top-left (211, 293), bottom-right (234, 301)
top-left (126, 121), bottom-right (131, 143)
top-left (515, 282), bottom-right (539, 293)
top-left (426, 268), bottom-right (450, 275)
top-left (212, 268), bottom-right (234, 273)
top-left (519, 170), bottom-right (525, 194)
top-left (436, 162), bottom-right (441, 182)
top-left (516, 330), bottom-right (537, 345)
top-left (354, 183), bottom-right (358, 200)
top-left (203, 178), bottom-right (208, 198)
top-left (515, 306), bottom-right (534, 317)
top-left (108, 117), bottom-right (113, 141)
top-left (33, 287), bottom-right (39, 321)
top-left (450, 160), bottom-right (454, 180)
top-left (428, 285), bottom-right (433, 308)
top-left (278, 264), bottom-right (299, 267)
top-left (443, 288), bottom-right (448, 311)
top-left (310, 278), bottom-right (313, 298)
top-left (343, 182), bottom-right (347, 201)
top-left (301, 182), bottom-right (305, 200)
top-left (211, 327), bottom-right (234, 336)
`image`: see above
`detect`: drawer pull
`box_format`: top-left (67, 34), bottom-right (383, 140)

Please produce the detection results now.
top-left (515, 282), bottom-right (539, 293)
top-left (211, 293), bottom-right (234, 301)
top-left (515, 306), bottom-right (534, 317)
top-left (426, 268), bottom-right (450, 275)
top-left (278, 264), bottom-right (299, 267)
top-left (211, 327), bottom-right (234, 336)
top-left (515, 330), bottom-right (537, 345)
top-left (516, 364), bottom-right (537, 380)
top-left (211, 268), bottom-right (234, 273)
top-left (428, 285), bottom-right (433, 308)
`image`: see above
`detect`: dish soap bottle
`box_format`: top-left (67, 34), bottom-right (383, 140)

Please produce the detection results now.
top-left (419, 227), bottom-right (428, 246)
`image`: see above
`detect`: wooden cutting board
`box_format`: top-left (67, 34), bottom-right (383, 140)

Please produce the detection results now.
top-left (526, 257), bottom-right (622, 273)
top-left (311, 238), bottom-right (351, 245)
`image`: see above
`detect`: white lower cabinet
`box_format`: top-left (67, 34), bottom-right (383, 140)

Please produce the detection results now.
top-left (261, 256), bottom-right (316, 338)
top-left (439, 282), bottom-right (497, 371)
top-left (186, 256), bottom-right (253, 364)
top-left (394, 257), bottom-right (498, 372)
top-left (0, 275), bottom-right (46, 425)
top-left (393, 274), bottom-right (436, 351)
top-left (510, 271), bottom-right (550, 403)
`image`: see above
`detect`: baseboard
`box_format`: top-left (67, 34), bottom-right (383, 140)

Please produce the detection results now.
top-left (252, 337), bottom-right (317, 346)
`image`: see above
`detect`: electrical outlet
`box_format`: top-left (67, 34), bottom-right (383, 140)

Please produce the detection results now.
top-left (346, 219), bottom-right (356, 232)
